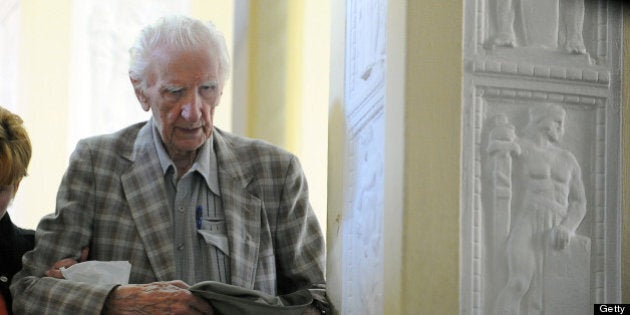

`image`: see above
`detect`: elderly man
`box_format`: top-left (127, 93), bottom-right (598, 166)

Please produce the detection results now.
top-left (11, 15), bottom-right (327, 315)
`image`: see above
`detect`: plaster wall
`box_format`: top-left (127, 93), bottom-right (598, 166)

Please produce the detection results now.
top-left (403, 0), bottom-right (462, 313)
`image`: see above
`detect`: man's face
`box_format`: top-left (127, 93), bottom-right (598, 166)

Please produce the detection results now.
top-left (136, 44), bottom-right (223, 156)
top-left (539, 111), bottom-right (565, 143)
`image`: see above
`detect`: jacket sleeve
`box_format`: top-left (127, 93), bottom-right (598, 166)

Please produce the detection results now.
top-left (10, 140), bottom-right (117, 314)
top-left (273, 155), bottom-right (329, 309)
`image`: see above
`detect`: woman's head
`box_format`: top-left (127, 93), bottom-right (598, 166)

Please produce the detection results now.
top-left (0, 106), bottom-right (31, 218)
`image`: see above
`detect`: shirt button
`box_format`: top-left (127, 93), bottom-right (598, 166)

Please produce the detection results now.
top-left (178, 206), bottom-right (185, 213)
top-left (0, 276), bottom-right (7, 283)
top-left (177, 243), bottom-right (184, 251)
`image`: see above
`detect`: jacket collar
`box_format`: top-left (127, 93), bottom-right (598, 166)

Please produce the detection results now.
top-left (121, 121), bottom-right (175, 280)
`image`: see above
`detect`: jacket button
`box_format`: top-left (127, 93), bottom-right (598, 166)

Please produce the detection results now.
top-left (0, 276), bottom-right (7, 283)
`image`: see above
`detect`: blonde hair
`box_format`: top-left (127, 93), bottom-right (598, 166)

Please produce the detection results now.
top-left (0, 106), bottom-right (31, 187)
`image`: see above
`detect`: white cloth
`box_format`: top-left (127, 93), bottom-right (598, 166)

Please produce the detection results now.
top-left (60, 261), bottom-right (131, 285)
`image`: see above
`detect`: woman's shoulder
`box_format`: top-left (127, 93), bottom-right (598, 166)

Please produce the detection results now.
top-left (0, 215), bottom-right (34, 252)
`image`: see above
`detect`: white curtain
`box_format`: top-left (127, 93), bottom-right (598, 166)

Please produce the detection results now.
top-left (68, 0), bottom-right (191, 154)
top-left (0, 0), bottom-right (20, 112)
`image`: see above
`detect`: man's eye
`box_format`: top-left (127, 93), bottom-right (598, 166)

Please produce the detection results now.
top-left (200, 84), bottom-right (217, 97)
top-left (164, 87), bottom-right (184, 96)
top-left (161, 89), bottom-right (183, 101)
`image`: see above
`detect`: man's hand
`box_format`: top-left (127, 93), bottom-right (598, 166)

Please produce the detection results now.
top-left (301, 305), bottom-right (323, 315)
top-left (45, 247), bottom-right (89, 279)
top-left (102, 281), bottom-right (213, 315)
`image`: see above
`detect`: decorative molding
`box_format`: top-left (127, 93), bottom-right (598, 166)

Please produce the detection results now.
top-left (469, 59), bottom-right (610, 86)
top-left (342, 110), bottom-right (385, 314)
top-left (345, 0), bottom-right (386, 116)
top-left (339, 0), bottom-right (387, 314)
top-left (479, 86), bottom-right (600, 106)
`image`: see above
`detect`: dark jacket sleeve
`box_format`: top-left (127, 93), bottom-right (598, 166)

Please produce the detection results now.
top-left (0, 214), bottom-right (34, 315)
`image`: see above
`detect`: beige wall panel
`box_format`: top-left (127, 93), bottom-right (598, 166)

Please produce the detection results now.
top-left (13, 0), bottom-right (72, 229)
top-left (404, 0), bottom-right (462, 313)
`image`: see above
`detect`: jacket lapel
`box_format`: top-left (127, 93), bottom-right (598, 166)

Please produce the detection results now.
top-left (214, 130), bottom-right (262, 289)
top-left (121, 122), bottom-right (175, 281)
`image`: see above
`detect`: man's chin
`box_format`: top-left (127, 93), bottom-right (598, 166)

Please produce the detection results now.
top-left (173, 139), bottom-right (207, 152)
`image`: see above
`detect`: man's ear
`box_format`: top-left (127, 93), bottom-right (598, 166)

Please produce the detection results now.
top-left (130, 76), bottom-right (150, 111)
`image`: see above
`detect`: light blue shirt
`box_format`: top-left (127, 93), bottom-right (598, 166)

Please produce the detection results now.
top-left (151, 121), bottom-right (230, 284)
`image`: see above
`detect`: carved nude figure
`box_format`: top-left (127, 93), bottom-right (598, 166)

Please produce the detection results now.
top-left (559, 0), bottom-right (587, 54)
top-left (493, 0), bottom-right (586, 54)
top-left (493, 104), bottom-right (587, 314)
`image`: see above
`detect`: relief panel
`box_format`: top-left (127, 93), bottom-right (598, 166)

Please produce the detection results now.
top-left (345, 0), bottom-right (386, 129)
top-left (341, 105), bottom-right (385, 315)
top-left (339, 0), bottom-right (387, 314)
top-left (461, 1), bottom-right (622, 314)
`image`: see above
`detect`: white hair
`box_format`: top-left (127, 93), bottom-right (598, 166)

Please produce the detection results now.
top-left (129, 15), bottom-right (230, 90)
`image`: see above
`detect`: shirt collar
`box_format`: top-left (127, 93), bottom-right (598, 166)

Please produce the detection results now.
top-left (150, 118), bottom-right (220, 195)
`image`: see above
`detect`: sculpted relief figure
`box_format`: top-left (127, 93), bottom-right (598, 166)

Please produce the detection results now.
top-left (491, 104), bottom-right (588, 314)
top-left (487, 114), bottom-right (522, 250)
top-left (493, 0), bottom-right (586, 54)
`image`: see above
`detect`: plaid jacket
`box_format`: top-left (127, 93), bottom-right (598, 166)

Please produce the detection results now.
top-left (11, 121), bottom-right (326, 314)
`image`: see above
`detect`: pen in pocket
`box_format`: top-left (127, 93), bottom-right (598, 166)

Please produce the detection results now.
top-left (196, 205), bottom-right (203, 230)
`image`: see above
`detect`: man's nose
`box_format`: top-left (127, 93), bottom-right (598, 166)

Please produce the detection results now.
top-left (180, 93), bottom-right (202, 121)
